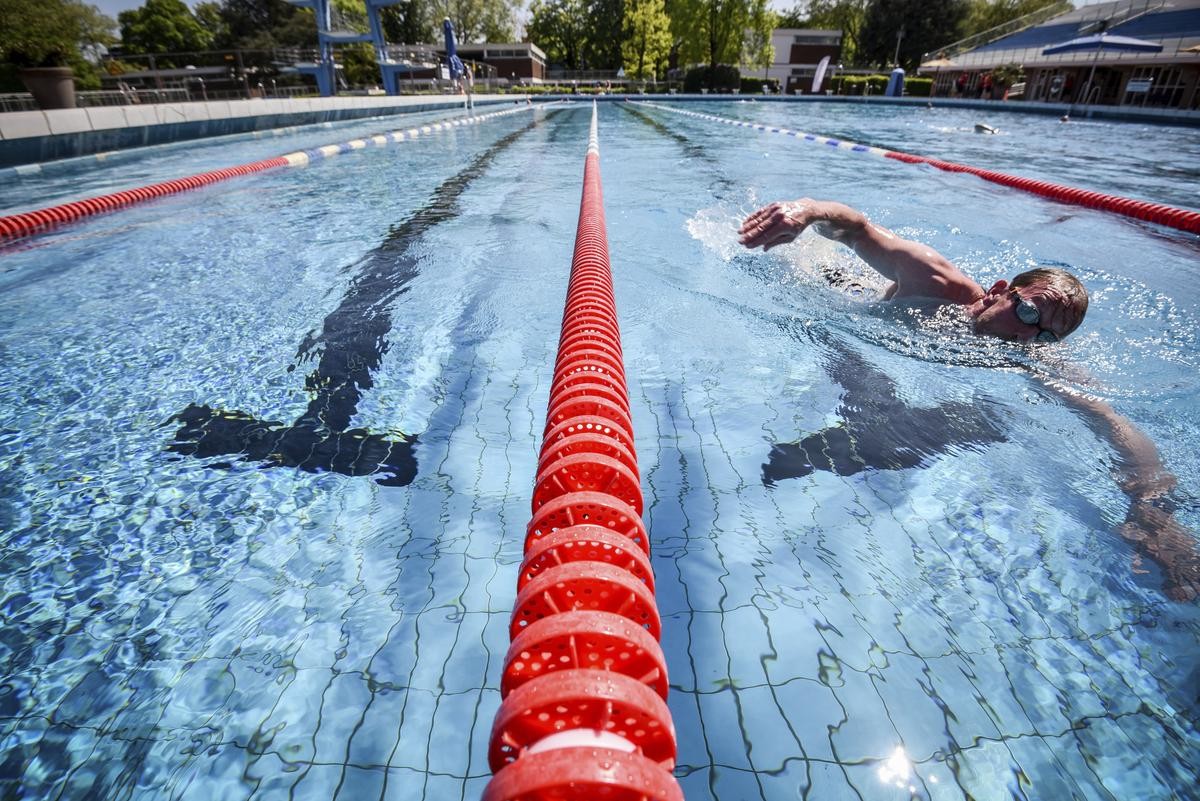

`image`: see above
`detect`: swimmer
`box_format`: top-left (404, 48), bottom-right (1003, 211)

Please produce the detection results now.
top-left (739, 197), bottom-right (1200, 600)
top-left (974, 122), bottom-right (998, 134)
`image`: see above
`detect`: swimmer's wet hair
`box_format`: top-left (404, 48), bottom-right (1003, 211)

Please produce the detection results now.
top-left (1012, 267), bottom-right (1089, 337)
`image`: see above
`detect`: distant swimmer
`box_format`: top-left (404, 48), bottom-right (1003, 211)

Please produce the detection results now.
top-left (739, 197), bottom-right (1199, 600)
top-left (974, 122), bottom-right (998, 134)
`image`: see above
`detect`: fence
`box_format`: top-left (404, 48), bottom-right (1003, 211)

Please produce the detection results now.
top-left (0, 88), bottom-right (190, 113)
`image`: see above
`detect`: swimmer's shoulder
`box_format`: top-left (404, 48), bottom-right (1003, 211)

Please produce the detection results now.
top-left (890, 271), bottom-right (981, 305)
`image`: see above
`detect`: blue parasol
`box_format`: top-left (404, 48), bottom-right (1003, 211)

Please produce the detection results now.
top-left (442, 17), bottom-right (465, 80)
top-left (1043, 32), bottom-right (1162, 109)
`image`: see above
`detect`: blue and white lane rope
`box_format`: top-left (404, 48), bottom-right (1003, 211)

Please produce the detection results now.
top-left (0, 101), bottom-right (551, 243)
top-left (633, 100), bottom-right (891, 156)
top-left (278, 101), bottom-right (546, 167)
top-left (588, 99), bottom-right (600, 155)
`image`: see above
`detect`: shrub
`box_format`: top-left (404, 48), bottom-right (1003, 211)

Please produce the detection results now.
top-left (683, 64), bottom-right (740, 93)
top-left (739, 77), bottom-right (779, 94)
top-left (904, 77), bottom-right (933, 97)
top-left (991, 63), bottom-right (1023, 89)
top-left (831, 74), bottom-right (889, 95)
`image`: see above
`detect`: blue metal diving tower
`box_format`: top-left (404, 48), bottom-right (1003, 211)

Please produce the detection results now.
top-left (285, 0), bottom-right (425, 96)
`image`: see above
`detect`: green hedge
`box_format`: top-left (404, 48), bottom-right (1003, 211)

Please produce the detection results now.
top-left (828, 74), bottom-right (933, 97)
top-left (830, 74), bottom-right (888, 95)
top-left (684, 65), bottom-right (740, 93)
top-left (904, 77), bottom-right (933, 97)
top-left (739, 77), bottom-right (779, 94)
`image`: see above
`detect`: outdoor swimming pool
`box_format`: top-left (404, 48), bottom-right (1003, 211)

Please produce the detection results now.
top-left (0, 100), bottom-right (1197, 800)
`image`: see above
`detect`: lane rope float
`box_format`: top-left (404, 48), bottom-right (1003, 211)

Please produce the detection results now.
top-left (482, 102), bottom-right (683, 801)
top-left (0, 103), bottom-right (545, 245)
top-left (635, 100), bottom-right (1200, 236)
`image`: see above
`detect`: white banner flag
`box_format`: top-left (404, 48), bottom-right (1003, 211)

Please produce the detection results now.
top-left (812, 55), bottom-right (831, 94)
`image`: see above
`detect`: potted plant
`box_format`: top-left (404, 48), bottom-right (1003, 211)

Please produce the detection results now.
top-left (990, 63), bottom-right (1024, 100)
top-left (0, 0), bottom-right (88, 109)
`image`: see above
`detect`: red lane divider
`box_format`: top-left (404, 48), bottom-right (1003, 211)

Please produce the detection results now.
top-left (884, 151), bottom-right (1200, 234)
top-left (483, 106), bottom-right (682, 801)
top-left (0, 157), bottom-right (290, 242)
top-left (641, 102), bottom-right (1200, 237)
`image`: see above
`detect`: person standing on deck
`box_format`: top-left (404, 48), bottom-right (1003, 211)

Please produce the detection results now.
top-left (738, 198), bottom-right (1199, 601)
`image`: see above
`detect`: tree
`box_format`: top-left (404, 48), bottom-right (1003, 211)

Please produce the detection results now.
top-left (214, 0), bottom-right (311, 49)
top-left (803, 0), bottom-right (868, 65)
top-left (70, 0), bottom-right (119, 60)
top-left (526, 0), bottom-right (587, 68)
top-left (331, 0), bottom-right (369, 32)
top-left (622, 0), bottom-right (671, 79)
top-left (381, 0), bottom-right (434, 44)
top-left (962, 0), bottom-right (1069, 39)
top-left (858, 0), bottom-right (969, 70)
top-left (776, 4), bottom-right (806, 28)
top-left (583, 0), bottom-right (623, 69)
top-left (0, 0), bottom-right (115, 91)
top-left (193, 2), bottom-right (229, 46)
top-left (1, 0), bottom-right (114, 67)
top-left (118, 0), bottom-right (214, 54)
top-left (672, 0), bottom-right (774, 80)
top-left (741, 0), bottom-right (774, 69)
top-left (438, 0), bottom-right (517, 42)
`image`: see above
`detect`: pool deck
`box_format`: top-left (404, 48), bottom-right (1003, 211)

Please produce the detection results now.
top-left (0, 94), bottom-right (525, 170)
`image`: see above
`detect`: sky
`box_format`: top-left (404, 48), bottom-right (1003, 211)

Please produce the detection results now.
top-left (92, 0), bottom-right (195, 16)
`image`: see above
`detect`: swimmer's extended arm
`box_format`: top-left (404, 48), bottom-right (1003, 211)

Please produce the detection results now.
top-left (1041, 376), bottom-right (1198, 601)
top-left (739, 199), bottom-right (978, 302)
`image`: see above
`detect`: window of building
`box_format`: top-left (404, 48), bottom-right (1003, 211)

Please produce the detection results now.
top-left (792, 34), bottom-right (840, 46)
top-left (1123, 65), bottom-right (1186, 107)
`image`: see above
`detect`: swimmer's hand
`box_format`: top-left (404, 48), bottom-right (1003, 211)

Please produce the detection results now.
top-left (739, 199), bottom-right (867, 251)
top-left (738, 200), bottom-right (814, 251)
top-left (1119, 497), bottom-right (1200, 602)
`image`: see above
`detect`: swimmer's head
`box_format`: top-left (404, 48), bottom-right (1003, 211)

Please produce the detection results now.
top-left (970, 267), bottom-right (1088, 343)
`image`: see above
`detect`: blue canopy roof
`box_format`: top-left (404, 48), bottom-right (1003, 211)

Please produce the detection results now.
top-left (1042, 32), bottom-right (1165, 55)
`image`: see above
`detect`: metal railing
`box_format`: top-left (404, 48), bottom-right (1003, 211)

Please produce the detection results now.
top-left (0, 88), bottom-right (192, 113)
top-left (547, 69), bottom-right (626, 81)
top-left (1077, 0), bottom-right (1169, 35)
top-left (923, 1), bottom-right (1072, 61)
top-left (924, 0), bottom-right (1175, 63)
top-left (946, 34), bottom-right (1200, 69)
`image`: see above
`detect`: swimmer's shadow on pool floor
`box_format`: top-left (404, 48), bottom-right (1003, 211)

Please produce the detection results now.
top-left (162, 117), bottom-right (547, 487)
top-left (762, 338), bottom-right (1008, 484)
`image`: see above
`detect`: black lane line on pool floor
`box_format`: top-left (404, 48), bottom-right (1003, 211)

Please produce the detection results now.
top-left (167, 112), bottom-right (556, 486)
top-left (620, 103), bottom-right (1011, 485)
top-left (618, 103), bottom-right (736, 198)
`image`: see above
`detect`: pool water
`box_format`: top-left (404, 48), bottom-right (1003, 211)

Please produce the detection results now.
top-left (0, 100), bottom-right (1198, 800)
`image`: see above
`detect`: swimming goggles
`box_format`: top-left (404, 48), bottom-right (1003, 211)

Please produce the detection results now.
top-left (1012, 292), bottom-right (1059, 343)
